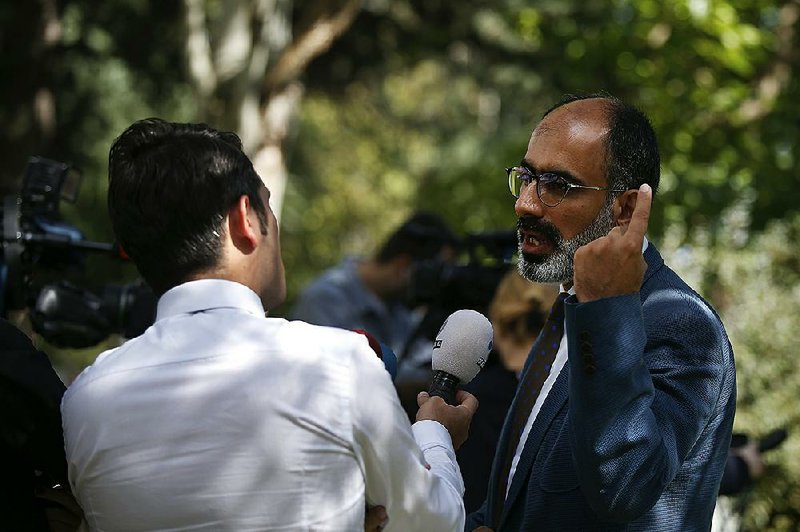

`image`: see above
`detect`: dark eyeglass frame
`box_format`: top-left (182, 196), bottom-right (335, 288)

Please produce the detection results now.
top-left (506, 166), bottom-right (628, 207)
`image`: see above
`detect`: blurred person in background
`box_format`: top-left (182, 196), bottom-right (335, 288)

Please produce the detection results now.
top-left (456, 270), bottom-right (558, 513)
top-left (291, 211), bottom-right (459, 363)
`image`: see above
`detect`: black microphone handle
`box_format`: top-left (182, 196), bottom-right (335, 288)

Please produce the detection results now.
top-left (429, 370), bottom-right (460, 406)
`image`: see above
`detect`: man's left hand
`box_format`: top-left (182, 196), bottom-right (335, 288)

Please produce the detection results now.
top-left (573, 184), bottom-right (652, 302)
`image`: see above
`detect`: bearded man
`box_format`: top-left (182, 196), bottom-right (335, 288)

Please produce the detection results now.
top-left (466, 94), bottom-right (736, 531)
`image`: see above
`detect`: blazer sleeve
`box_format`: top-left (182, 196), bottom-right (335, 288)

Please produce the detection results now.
top-left (464, 499), bottom-right (489, 530)
top-left (564, 290), bottom-right (730, 521)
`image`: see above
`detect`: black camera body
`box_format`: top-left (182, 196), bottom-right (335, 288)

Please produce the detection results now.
top-left (408, 229), bottom-right (517, 343)
top-left (1, 157), bottom-right (155, 348)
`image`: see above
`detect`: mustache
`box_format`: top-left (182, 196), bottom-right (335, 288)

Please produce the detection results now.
top-left (516, 216), bottom-right (561, 243)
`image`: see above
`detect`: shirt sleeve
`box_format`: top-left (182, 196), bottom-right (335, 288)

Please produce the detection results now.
top-left (349, 337), bottom-right (465, 532)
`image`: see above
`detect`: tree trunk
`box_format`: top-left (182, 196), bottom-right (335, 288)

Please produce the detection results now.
top-left (182, 0), bottom-right (362, 221)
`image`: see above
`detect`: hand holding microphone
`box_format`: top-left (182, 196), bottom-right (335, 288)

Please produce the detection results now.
top-left (416, 309), bottom-right (492, 449)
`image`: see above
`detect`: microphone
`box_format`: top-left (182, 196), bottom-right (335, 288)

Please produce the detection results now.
top-left (352, 329), bottom-right (398, 380)
top-left (428, 309), bottom-right (493, 405)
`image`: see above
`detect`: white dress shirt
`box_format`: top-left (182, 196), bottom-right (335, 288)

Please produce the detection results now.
top-left (62, 279), bottom-right (464, 531)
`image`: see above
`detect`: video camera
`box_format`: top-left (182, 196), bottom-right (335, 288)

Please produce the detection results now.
top-left (1, 156), bottom-right (156, 348)
top-left (408, 229), bottom-right (517, 342)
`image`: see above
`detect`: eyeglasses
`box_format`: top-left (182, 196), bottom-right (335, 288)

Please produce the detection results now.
top-left (506, 166), bottom-right (628, 207)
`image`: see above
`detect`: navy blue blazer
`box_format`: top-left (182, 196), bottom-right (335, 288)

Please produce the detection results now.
top-left (466, 244), bottom-right (736, 531)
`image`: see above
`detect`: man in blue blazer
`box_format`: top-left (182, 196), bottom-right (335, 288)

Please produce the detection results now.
top-left (467, 94), bottom-right (736, 531)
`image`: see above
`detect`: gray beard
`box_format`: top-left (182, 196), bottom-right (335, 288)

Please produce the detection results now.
top-left (517, 203), bottom-right (616, 284)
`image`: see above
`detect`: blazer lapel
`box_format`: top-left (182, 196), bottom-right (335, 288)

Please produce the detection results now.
top-left (499, 367), bottom-right (570, 528)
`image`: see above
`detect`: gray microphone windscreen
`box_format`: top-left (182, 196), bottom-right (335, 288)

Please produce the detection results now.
top-left (431, 309), bottom-right (493, 384)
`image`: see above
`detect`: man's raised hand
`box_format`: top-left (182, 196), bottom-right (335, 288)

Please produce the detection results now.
top-left (573, 184), bottom-right (652, 302)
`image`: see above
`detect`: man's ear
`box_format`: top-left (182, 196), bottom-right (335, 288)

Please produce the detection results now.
top-left (228, 195), bottom-right (260, 253)
top-left (613, 189), bottom-right (640, 229)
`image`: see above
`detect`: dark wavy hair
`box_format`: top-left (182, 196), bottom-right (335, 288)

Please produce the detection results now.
top-left (108, 118), bottom-right (267, 295)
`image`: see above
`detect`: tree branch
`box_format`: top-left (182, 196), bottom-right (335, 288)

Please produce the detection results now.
top-left (263, 0), bottom-right (363, 92)
top-left (183, 0), bottom-right (218, 97)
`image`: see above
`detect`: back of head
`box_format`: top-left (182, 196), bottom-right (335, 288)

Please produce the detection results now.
top-left (108, 118), bottom-right (267, 296)
top-left (544, 93), bottom-right (660, 195)
top-left (375, 211), bottom-right (459, 263)
top-left (489, 270), bottom-right (558, 344)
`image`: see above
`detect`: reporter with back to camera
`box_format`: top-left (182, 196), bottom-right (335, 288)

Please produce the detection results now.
top-left (61, 118), bottom-right (478, 531)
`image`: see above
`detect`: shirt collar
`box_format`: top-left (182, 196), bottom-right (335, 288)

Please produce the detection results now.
top-left (156, 279), bottom-right (265, 321)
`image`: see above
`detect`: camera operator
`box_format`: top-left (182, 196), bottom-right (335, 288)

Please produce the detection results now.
top-left (291, 211), bottom-right (459, 359)
top-left (0, 318), bottom-right (81, 531)
top-left (2, 156), bottom-right (157, 350)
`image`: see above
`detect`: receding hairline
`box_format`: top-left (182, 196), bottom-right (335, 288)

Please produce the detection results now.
top-left (535, 97), bottom-right (613, 133)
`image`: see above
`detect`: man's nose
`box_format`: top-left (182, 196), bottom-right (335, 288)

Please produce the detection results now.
top-left (515, 184), bottom-right (545, 218)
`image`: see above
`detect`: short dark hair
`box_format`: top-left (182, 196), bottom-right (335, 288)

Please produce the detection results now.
top-left (375, 211), bottom-right (458, 263)
top-left (544, 93), bottom-right (660, 195)
top-left (108, 118), bottom-right (267, 295)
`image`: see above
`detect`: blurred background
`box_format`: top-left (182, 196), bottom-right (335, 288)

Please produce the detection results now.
top-left (1, 0), bottom-right (798, 529)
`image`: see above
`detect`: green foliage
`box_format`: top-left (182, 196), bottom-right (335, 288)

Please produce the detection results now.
top-left (661, 206), bottom-right (800, 531)
top-left (297, 0), bottom-right (799, 241)
top-left (282, 65), bottom-right (522, 310)
top-left (0, 0), bottom-right (194, 374)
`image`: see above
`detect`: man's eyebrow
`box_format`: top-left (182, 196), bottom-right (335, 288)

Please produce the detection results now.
top-left (520, 159), bottom-right (584, 184)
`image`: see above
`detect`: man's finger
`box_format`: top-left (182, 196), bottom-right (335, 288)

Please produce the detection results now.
top-left (455, 390), bottom-right (479, 415)
top-left (417, 391), bottom-right (431, 408)
top-left (625, 183), bottom-right (652, 240)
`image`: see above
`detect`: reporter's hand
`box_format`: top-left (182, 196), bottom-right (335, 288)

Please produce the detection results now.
top-left (415, 390), bottom-right (478, 450)
top-left (364, 505), bottom-right (387, 532)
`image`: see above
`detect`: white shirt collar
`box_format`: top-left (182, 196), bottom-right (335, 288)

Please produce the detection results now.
top-left (156, 279), bottom-right (265, 321)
